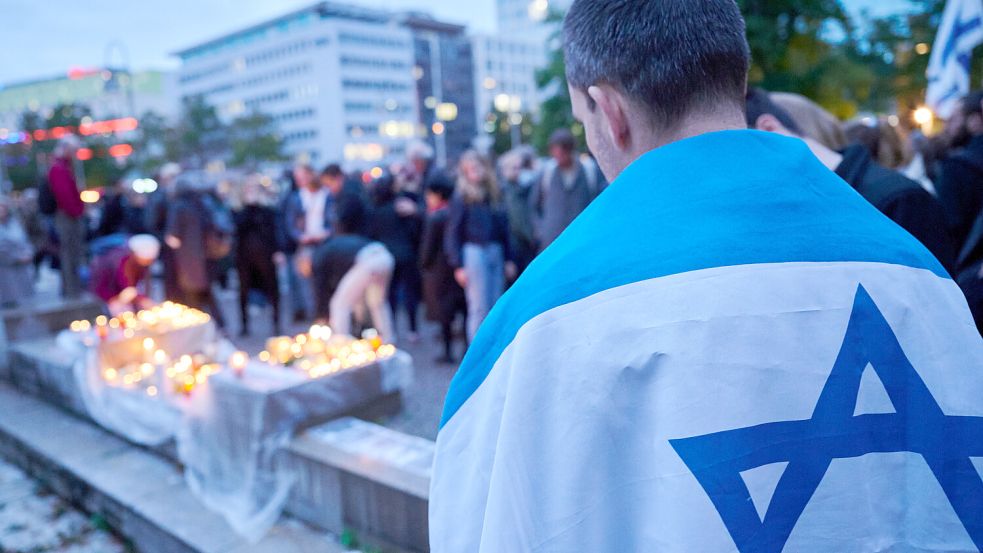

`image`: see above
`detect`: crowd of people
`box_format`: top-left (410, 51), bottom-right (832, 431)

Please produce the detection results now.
top-left (0, 130), bottom-right (608, 363)
top-left (0, 87), bottom-right (981, 346)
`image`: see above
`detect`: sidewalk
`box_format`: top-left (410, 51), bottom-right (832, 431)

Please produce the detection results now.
top-left (0, 458), bottom-right (128, 553)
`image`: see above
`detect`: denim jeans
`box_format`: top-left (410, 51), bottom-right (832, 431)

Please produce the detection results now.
top-left (462, 243), bottom-right (504, 341)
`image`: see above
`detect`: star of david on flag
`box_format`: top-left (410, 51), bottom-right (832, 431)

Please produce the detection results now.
top-left (671, 285), bottom-right (983, 553)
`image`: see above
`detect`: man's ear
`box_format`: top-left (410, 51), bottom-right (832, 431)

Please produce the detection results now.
top-left (754, 113), bottom-right (786, 134)
top-left (588, 85), bottom-right (630, 150)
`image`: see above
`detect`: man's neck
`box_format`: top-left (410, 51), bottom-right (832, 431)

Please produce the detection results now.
top-left (634, 110), bottom-right (747, 157)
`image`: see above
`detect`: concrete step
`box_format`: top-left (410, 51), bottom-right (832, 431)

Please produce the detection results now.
top-left (0, 384), bottom-right (348, 553)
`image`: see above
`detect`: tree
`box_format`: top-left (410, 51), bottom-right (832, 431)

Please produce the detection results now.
top-left (531, 9), bottom-right (586, 154)
top-left (173, 95), bottom-right (228, 169)
top-left (483, 104), bottom-right (535, 156)
top-left (4, 103), bottom-right (130, 191)
top-left (229, 111), bottom-right (286, 168)
top-left (132, 110), bottom-right (182, 174)
top-left (739, 0), bottom-right (880, 119)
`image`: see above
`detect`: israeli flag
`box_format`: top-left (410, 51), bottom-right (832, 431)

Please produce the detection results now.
top-left (430, 131), bottom-right (983, 552)
top-left (927, 0), bottom-right (983, 118)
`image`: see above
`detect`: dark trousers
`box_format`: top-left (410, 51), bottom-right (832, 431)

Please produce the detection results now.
top-left (183, 288), bottom-right (224, 329)
top-left (388, 259), bottom-right (421, 333)
top-left (236, 253), bottom-right (280, 335)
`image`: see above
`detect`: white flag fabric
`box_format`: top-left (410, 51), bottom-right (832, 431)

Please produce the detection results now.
top-left (430, 130), bottom-right (983, 552)
top-left (927, 0), bottom-right (983, 118)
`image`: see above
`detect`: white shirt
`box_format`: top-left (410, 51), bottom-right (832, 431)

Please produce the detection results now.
top-left (299, 187), bottom-right (329, 239)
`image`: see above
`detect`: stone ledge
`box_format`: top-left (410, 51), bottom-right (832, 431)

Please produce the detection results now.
top-left (0, 384), bottom-right (346, 553)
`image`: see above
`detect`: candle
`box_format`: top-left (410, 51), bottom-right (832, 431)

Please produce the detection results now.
top-left (147, 386), bottom-right (158, 397)
top-left (229, 351), bottom-right (248, 378)
top-left (362, 329), bottom-right (383, 351)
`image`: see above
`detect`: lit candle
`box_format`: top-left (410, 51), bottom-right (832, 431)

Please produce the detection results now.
top-left (147, 385), bottom-right (158, 397)
top-left (229, 351), bottom-right (248, 378)
top-left (362, 329), bottom-right (383, 351)
top-left (95, 315), bottom-right (109, 341)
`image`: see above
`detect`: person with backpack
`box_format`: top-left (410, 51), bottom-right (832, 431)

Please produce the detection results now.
top-left (47, 135), bottom-right (86, 298)
top-left (530, 128), bottom-right (606, 253)
top-left (165, 174), bottom-right (228, 328)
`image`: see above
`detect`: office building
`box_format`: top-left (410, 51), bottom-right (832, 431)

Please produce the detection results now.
top-left (471, 34), bottom-right (547, 134)
top-left (175, 2), bottom-right (480, 169)
top-left (403, 13), bottom-right (477, 166)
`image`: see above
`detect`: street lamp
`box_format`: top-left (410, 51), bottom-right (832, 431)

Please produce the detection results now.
top-left (494, 94), bottom-right (524, 148)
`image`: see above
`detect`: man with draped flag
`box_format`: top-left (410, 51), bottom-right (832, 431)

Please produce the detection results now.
top-left (430, 1), bottom-right (983, 551)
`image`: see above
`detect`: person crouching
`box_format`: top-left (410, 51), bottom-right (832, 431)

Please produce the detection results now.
top-left (89, 234), bottom-right (160, 315)
top-left (312, 200), bottom-right (395, 342)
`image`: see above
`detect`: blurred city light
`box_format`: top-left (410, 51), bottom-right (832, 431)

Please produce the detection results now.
top-left (108, 144), bottom-right (133, 158)
top-left (131, 178), bottom-right (158, 194)
top-left (80, 190), bottom-right (101, 203)
top-left (913, 106), bottom-right (934, 128)
top-left (528, 0), bottom-right (549, 22)
top-left (431, 122), bottom-right (445, 135)
top-left (76, 148), bottom-right (93, 161)
top-left (494, 93), bottom-right (511, 112)
top-left (435, 102), bottom-right (458, 122)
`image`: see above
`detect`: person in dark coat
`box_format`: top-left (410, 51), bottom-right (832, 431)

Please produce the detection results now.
top-left (499, 148), bottom-right (539, 275)
top-left (165, 175), bottom-right (225, 327)
top-left (420, 175), bottom-right (467, 363)
top-left (234, 177), bottom-right (284, 337)
top-left (834, 144), bottom-right (956, 274)
top-left (368, 173), bottom-right (424, 342)
top-left (936, 91), bottom-right (983, 254)
top-left (746, 88), bottom-right (957, 274)
top-left (145, 163), bottom-right (183, 303)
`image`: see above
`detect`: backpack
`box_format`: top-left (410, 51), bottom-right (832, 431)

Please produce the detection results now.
top-left (38, 176), bottom-right (57, 216)
top-left (535, 158), bottom-right (602, 214)
top-left (202, 195), bottom-right (234, 260)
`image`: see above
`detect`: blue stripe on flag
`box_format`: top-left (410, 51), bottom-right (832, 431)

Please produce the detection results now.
top-left (942, 15), bottom-right (983, 66)
top-left (439, 130), bottom-right (948, 428)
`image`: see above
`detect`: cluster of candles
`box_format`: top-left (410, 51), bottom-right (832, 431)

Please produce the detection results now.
top-left (70, 302), bottom-right (211, 343)
top-left (100, 337), bottom-right (225, 398)
top-left (257, 325), bottom-right (396, 379)
top-left (93, 322), bottom-right (395, 398)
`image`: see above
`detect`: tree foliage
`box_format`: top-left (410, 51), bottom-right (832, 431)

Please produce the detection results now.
top-left (229, 111), bottom-right (286, 169)
top-left (4, 103), bottom-right (130, 191)
top-left (531, 0), bottom-right (975, 149)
